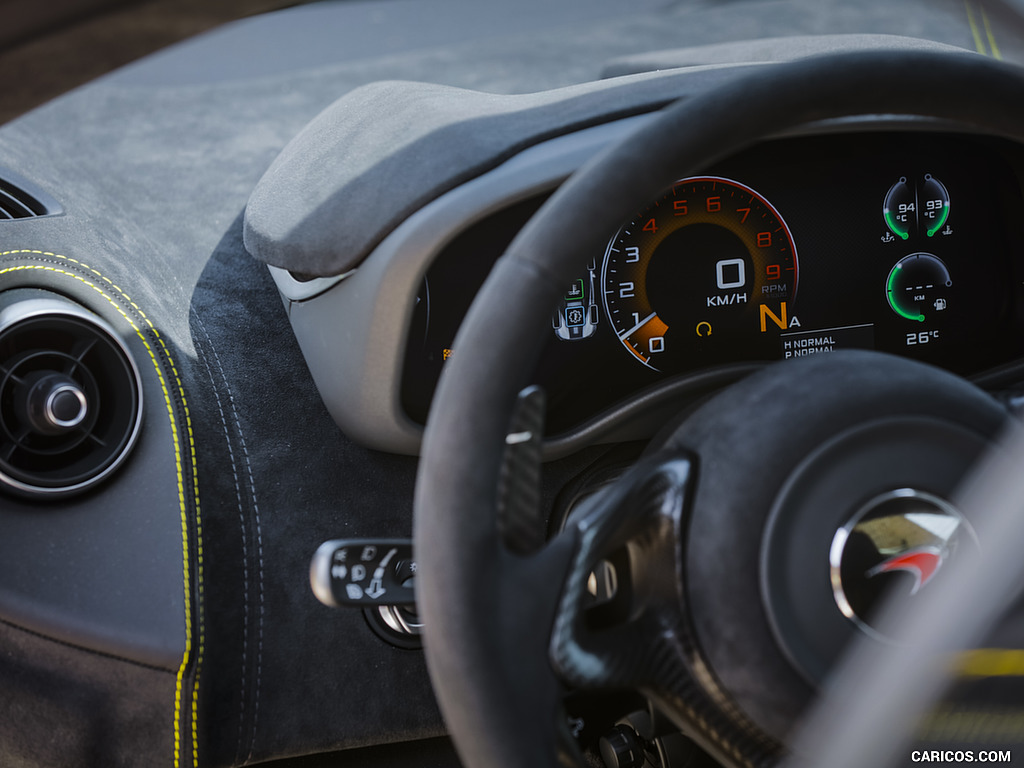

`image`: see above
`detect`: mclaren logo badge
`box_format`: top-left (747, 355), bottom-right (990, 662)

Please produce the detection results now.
top-left (829, 489), bottom-right (976, 634)
top-left (866, 546), bottom-right (944, 595)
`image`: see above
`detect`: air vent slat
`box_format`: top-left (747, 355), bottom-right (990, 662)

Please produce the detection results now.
top-left (0, 168), bottom-right (62, 220)
top-left (0, 187), bottom-right (37, 218)
top-left (71, 337), bottom-right (98, 364)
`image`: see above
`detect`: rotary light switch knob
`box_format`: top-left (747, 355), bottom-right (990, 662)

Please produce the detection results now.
top-left (599, 724), bottom-right (646, 768)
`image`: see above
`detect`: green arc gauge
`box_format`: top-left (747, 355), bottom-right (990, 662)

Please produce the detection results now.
top-left (883, 174), bottom-right (951, 240)
top-left (921, 174), bottom-right (950, 237)
top-left (885, 252), bottom-right (952, 322)
top-left (883, 177), bottom-right (914, 240)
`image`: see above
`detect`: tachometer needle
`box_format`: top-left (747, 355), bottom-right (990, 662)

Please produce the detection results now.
top-left (618, 311), bottom-right (656, 340)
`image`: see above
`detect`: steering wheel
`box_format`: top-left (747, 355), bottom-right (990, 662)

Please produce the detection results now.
top-left (414, 49), bottom-right (1024, 768)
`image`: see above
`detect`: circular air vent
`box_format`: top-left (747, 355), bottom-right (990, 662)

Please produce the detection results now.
top-left (0, 292), bottom-right (143, 497)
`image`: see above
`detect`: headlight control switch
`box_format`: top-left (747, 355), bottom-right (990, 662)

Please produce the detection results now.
top-left (310, 538), bottom-right (416, 608)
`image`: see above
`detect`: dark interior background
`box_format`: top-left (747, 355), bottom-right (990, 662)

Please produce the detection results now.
top-left (0, 0), bottom-right (315, 125)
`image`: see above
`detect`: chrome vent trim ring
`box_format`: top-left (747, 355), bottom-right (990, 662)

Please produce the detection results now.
top-left (0, 291), bottom-right (143, 498)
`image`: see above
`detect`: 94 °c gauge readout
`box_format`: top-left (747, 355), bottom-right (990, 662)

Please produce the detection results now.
top-left (601, 176), bottom-right (799, 372)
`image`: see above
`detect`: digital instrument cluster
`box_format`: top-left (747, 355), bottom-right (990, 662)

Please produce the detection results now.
top-left (402, 132), bottom-right (1024, 434)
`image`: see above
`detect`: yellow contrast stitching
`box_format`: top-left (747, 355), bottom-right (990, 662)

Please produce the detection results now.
top-left (965, 1), bottom-right (1001, 59)
top-left (981, 8), bottom-right (1003, 61)
top-left (0, 251), bottom-right (204, 767)
top-left (958, 648), bottom-right (1024, 677)
top-left (965, 1), bottom-right (987, 56)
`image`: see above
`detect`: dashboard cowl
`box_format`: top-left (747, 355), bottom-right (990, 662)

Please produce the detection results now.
top-left (243, 69), bottom-right (754, 277)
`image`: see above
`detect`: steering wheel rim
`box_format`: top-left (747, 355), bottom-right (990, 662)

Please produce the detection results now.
top-left (414, 49), bottom-right (1024, 768)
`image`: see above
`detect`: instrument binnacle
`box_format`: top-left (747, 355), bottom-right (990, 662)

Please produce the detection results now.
top-left (402, 132), bottom-right (1024, 435)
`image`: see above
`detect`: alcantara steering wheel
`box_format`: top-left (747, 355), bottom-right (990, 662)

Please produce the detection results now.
top-left (414, 49), bottom-right (1024, 768)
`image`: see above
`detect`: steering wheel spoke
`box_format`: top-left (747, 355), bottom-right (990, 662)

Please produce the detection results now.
top-left (550, 455), bottom-right (691, 691)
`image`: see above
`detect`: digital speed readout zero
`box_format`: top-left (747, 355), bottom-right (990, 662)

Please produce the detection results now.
top-left (600, 176), bottom-right (798, 371)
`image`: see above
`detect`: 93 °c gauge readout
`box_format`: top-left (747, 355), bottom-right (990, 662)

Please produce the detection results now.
top-left (601, 176), bottom-right (798, 372)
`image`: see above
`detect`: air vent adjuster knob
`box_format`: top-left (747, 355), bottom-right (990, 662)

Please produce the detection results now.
top-left (20, 372), bottom-right (89, 435)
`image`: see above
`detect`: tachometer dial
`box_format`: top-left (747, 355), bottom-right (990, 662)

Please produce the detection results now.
top-left (601, 176), bottom-right (798, 371)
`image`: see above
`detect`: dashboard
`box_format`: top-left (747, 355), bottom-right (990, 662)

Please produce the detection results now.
top-left (5, 3), bottom-right (1024, 764)
top-left (401, 131), bottom-right (1024, 435)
